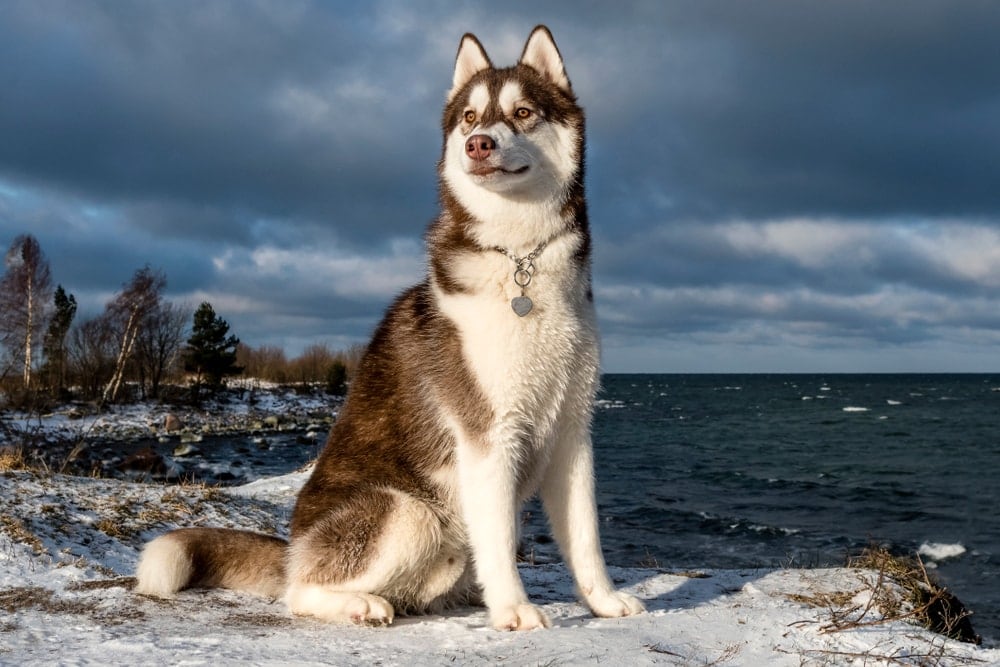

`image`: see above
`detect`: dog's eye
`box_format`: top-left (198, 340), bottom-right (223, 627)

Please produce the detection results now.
top-left (464, 110), bottom-right (476, 124)
top-left (515, 107), bottom-right (533, 119)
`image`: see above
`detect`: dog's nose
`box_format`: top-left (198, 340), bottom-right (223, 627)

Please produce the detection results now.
top-left (465, 134), bottom-right (495, 161)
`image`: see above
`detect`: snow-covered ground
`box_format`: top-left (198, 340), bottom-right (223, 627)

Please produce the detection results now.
top-left (2, 466), bottom-right (997, 666)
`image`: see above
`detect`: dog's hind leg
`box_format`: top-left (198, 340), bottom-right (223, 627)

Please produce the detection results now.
top-left (286, 487), bottom-right (465, 625)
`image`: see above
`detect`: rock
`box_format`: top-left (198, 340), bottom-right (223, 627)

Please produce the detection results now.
top-left (179, 432), bottom-right (203, 444)
top-left (117, 448), bottom-right (169, 475)
top-left (173, 443), bottom-right (200, 457)
top-left (263, 416), bottom-right (280, 429)
top-left (163, 461), bottom-right (185, 480)
top-left (916, 587), bottom-right (982, 645)
top-left (163, 414), bottom-right (183, 432)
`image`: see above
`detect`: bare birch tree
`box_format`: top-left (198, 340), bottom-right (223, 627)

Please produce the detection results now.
top-left (0, 235), bottom-right (53, 389)
top-left (67, 316), bottom-right (117, 400)
top-left (134, 300), bottom-right (190, 399)
top-left (101, 266), bottom-right (166, 404)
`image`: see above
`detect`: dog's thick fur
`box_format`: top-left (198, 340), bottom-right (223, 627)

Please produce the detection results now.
top-left (135, 26), bottom-right (644, 631)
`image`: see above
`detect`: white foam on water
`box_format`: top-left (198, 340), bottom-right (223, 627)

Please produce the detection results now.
top-left (917, 542), bottom-right (967, 561)
top-left (842, 406), bottom-right (869, 412)
top-left (886, 399), bottom-right (902, 405)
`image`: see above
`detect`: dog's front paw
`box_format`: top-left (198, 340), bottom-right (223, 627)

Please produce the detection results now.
top-left (345, 593), bottom-right (395, 626)
top-left (586, 590), bottom-right (646, 618)
top-left (491, 603), bottom-right (551, 631)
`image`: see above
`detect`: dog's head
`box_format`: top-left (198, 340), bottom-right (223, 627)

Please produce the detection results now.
top-left (440, 26), bottom-right (584, 209)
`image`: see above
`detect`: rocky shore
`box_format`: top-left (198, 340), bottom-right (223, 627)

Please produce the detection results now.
top-left (0, 382), bottom-right (342, 481)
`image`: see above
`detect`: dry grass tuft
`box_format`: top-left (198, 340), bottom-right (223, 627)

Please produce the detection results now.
top-left (0, 515), bottom-right (45, 554)
top-left (785, 589), bottom-right (858, 609)
top-left (833, 545), bottom-right (982, 645)
top-left (200, 486), bottom-right (226, 502)
top-left (675, 570), bottom-right (712, 579)
top-left (0, 586), bottom-right (92, 615)
top-left (0, 446), bottom-right (51, 474)
top-left (0, 446), bottom-right (29, 471)
top-left (94, 517), bottom-right (134, 539)
top-left (66, 577), bottom-right (136, 592)
top-left (0, 584), bottom-right (147, 626)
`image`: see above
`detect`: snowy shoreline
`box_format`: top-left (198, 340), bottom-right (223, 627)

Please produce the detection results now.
top-left (2, 382), bottom-right (340, 445)
top-left (0, 383), bottom-right (340, 481)
top-left (2, 467), bottom-right (998, 665)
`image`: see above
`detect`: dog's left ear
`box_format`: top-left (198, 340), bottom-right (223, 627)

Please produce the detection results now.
top-left (519, 25), bottom-right (571, 93)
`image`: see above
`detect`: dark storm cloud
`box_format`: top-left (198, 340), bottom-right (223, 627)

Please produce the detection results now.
top-left (575, 1), bottom-right (1000, 228)
top-left (1, 0), bottom-right (998, 370)
top-left (0, 0), bottom-right (440, 246)
top-left (4, 1), bottom-right (1000, 233)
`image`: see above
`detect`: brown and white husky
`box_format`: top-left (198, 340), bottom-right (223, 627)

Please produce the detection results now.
top-left (135, 25), bottom-right (645, 631)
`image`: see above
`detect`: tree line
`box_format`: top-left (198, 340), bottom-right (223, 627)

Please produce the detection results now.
top-left (0, 234), bottom-right (358, 408)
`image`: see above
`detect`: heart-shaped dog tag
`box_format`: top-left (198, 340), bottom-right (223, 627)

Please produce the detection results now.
top-left (511, 295), bottom-right (533, 317)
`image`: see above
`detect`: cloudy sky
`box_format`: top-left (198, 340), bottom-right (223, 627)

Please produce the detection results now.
top-left (2, 0), bottom-right (999, 373)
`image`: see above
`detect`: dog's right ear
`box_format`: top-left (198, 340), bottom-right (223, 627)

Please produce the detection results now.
top-left (449, 33), bottom-right (492, 101)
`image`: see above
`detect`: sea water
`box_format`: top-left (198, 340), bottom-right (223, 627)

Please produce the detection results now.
top-left (576, 374), bottom-right (999, 643)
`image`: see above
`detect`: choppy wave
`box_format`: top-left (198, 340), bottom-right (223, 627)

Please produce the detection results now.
top-left (918, 542), bottom-right (967, 561)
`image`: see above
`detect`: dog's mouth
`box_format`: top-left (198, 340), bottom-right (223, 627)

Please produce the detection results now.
top-left (469, 165), bottom-right (530, 177)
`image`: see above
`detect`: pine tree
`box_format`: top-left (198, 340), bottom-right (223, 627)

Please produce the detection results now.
top-left (41, 285), bottom-right (77, 395)
top-left (183, 302), bottom-right (242, 393)
top-left (325, 359), bottom-right (348, 395)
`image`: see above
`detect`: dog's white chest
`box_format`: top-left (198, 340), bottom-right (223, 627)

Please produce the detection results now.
top-left (434, 236), bottom-right (598, 432)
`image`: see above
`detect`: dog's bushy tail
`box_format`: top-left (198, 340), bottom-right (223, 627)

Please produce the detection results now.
top-left (135, 527), bottom-right (288, 599)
